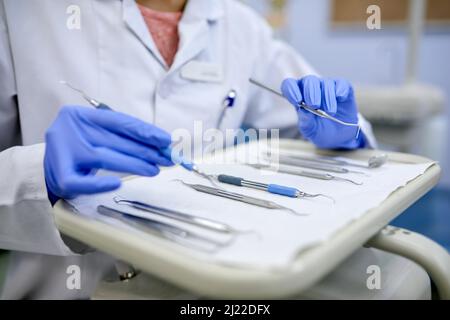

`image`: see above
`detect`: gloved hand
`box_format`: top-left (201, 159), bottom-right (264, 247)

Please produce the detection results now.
top-left (281, 75), bottom-right (367, 149)
top-left (44, 106), bottom-right (173, 200)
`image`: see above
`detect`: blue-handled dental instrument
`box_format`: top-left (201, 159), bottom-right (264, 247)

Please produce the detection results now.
top-left (60, 81), bottom-right (220, 187)
top-left (216, 174), bottom-right (334, 202)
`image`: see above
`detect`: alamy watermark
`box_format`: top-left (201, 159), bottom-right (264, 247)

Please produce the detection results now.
top-left (170, 121), bottom-right (280, 171)
top-left (366, 265), bottom-right (381, 290)
top-left (366, 5), bottom-right (382, 30)
top-left (66, 264), bottom-right (81, 290)
top-left (66, 5), bottom-right (81, 30)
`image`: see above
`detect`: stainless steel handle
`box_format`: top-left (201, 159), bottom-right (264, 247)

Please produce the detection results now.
top-left (276, 153), bottom-right (347, 166)
top-left (189, 184), bottom-right (219, 194)
top-left (190, 183), bottom-right (276, 209)
top-left (114, 198), bottom-right (232, 234)
top-left (278, 156), bottom-right (349, 173)
top-left (284, 169), bottom-right (333, 180)
top-left (98, 205), bottom-right (179, 237)
top-left (97, 205), bottom-right (228, 251)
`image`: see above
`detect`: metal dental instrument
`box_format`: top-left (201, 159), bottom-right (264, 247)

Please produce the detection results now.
top-left (249, 78), bottom-right (360, 129)
top-left (275, 151), bottom-right (388, 169)
top-left (176, 180), bottom-right (307, 216)
top-left (247, 163), bottom-right (363, 185)
top-left (60, 81), bottom-right (111, 110)
top-left (60, 81), bottom-right (220, 188)
top-left (215, 174), bottom-right (334, 203)
top-left (97, 205), bottom-right (230, 252)
top-left (276, 155), bottom-right (367, 175)
top-left (113, 196), bottom-right (237, 234)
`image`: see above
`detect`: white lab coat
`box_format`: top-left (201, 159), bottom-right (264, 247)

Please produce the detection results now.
top-left (0, 0), bottom-right (375, 299)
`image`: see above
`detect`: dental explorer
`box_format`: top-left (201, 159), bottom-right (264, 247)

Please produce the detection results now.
top-left (97, 205), bottom-right (229, 252)
top-left (176, 180), bottom-right (307, 216)
top-left (276, 155), bottom-right (367, 175)
top-left (246, 163), bottom-right (363, 185)
top-left (249, 78), bottom-right (360, 128)
top-left (60, 80), bottom-right (219, 187)
top-left (112, 196), bottom-right (237, 234)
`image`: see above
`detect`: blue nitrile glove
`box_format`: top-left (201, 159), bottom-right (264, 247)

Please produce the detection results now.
top-left (281, 75), bottom-right (367, 149)
top-left (44, 106), bottom-right (174, 200)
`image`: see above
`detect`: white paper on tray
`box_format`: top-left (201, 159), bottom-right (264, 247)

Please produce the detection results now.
top-left (68, 153), bottom-right (434, 270)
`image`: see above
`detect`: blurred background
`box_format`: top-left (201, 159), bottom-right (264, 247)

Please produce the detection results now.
top-left (245, 0), bottom-right (450, 249)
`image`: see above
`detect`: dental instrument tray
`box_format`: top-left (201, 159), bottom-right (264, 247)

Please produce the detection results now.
top-left (53, 139), bottom-right (440, 299)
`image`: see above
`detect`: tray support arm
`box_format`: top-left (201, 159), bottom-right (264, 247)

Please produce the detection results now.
top-left (367, 225), bottom-right (450, 299)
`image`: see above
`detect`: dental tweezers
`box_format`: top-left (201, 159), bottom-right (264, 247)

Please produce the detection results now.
top-left (113, 196), bottom-right (236, 234)
top-left (177, 180), bottom-right (307, 216)
top-left (97, 205), bottom-right (229, 252)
